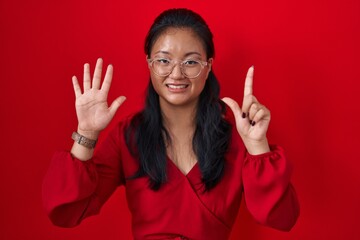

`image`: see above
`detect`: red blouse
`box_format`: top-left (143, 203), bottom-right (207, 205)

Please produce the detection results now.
top-left (42, 115), bottom-right (299, 239)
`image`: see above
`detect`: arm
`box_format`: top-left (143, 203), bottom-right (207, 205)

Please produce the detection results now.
top-left (242, 145), bottom-right (299, 231)
top-left (42, 58), bottom-right (126, 227)
top-left (42, 125), bottom-right (125, 227)
top-left (223, 66), bottom-right (299, 230)
top-left (70, 58), bottom-right (125, 161)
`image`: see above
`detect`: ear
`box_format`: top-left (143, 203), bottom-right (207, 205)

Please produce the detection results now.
top-left (207, 58), bottom-right (213, 72)
top-left (146, 55), bottom-right (150, 69)
top-left (205, 58), bottom-right (213, 77)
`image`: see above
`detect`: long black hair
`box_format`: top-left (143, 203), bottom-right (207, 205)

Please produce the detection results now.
top-left (125, 8), bottom-right (232, 191)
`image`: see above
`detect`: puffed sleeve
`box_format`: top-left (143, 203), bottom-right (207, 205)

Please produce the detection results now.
top-left (42, 122), bottom-right (125, 228)
top-left (242, 145), bottom-right (300, 231)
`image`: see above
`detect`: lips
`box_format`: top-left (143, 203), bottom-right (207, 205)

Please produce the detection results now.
top-left (166, 84), bottom-right (189, 89)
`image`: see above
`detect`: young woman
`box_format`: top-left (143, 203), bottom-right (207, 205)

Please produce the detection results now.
top-left (43, 8), bottom-right (299, 240)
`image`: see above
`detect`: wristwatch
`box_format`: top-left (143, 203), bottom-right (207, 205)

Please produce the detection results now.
top-left (71, 132), bottom-right (97, 149)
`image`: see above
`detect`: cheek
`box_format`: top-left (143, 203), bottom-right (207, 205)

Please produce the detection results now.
top-left (150, 75), bottom-right (164, 92)
top-left (191, 79), bottom-right (206, 97)
top-left (196, 73), bottom-right (209, 90)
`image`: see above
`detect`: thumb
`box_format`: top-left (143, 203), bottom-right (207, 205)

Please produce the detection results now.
top-left (222, 97), bottom-right (243, 120)
top-left (109, 96), bottom-right (126, 116)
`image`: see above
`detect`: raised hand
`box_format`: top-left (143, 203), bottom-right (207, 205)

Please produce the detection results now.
top-left (72, 58), bottom-right (126, 140)
top-left (222, 66), bottom-right (271, 155)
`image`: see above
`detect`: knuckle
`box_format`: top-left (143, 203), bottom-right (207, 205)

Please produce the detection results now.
top-left (250, 103), bottom-right (258, 111)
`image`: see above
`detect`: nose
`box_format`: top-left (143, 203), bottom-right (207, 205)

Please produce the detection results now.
top-left (169, 62), bottom-right (185, 79)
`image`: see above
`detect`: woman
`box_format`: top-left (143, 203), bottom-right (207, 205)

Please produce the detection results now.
top-left (42, 8), bottom-right (299, 239)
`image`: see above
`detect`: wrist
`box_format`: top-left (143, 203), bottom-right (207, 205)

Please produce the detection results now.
top-left (72, 131), bottom-right (98, 149)
top-left (244, 138), bottom-right (270, 155)
top-left (76, 128), bottom-right (100, 140)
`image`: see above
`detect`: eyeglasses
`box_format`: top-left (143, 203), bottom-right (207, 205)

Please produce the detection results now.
top-left (147, 58), bottom-right (209, 78)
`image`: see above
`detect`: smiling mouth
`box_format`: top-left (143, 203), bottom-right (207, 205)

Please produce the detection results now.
top-left (166, 84), bottom-right (189, 89)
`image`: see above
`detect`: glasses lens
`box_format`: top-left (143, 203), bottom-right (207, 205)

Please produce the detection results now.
top-left (152, 59), bottom-right (172, 76)
top-left (182, 60), bottom-right (202, 78)
top-left (150, 59), bottom-right (205, 78)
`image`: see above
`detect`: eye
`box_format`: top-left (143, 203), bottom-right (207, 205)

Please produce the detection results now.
top-left (183, 60), bottom-right (199, 66)
top-left (155, 58), bottom-right (171, 65)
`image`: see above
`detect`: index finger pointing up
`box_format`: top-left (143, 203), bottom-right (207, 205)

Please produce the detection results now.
top-left (244, 66), bottom-right (254, 97)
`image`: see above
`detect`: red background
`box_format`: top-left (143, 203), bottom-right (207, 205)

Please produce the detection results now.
top-left (1, 0), bottom-right (359, 239)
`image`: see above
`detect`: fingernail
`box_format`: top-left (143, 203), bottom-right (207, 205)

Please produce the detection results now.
top-left (251, 65), bottom-right (255, 69)
top-left (249, 120), bottom-right (253, 125)
top-left (251, 121), bottom-right (256, 126)
top-left (242, 113), bottom-right (246, 118)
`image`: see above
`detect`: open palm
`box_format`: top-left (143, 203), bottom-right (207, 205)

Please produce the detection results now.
top-left (72, 58), bottom-right (126, 138)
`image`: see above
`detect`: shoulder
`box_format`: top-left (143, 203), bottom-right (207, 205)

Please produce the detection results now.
top-left (112, 112), bottom-right (143, 132)
top-left (99, 112), bottom-right (141, 147)
top-left (108, 111), bottom-right (144, 152)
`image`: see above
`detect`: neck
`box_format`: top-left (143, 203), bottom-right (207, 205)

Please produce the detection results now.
top-left (160, 100), bottom-right (197, 133)
top-left (160, 99), bottom-right (198, 174)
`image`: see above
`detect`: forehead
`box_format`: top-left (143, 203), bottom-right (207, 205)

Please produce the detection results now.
top-left (150, 27), bottom-right (206, 57)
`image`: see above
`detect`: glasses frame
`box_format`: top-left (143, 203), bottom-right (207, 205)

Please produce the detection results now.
top-left (147, 58), bottom-right (209, 78)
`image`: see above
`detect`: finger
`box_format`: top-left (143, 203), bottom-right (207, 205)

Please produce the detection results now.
top-left (72, 76), bottom-right (82, 99)
top-left (243, 66), bottom-right (254, 97)
top-left (109, 96), bottom-right (126, 116)
top-left (222, 97), bottom-right (245, 122)
top-left (83, 63), bottom-right (91, 91)
top-left (251, 107), bottom-right (271, 126)
top-left (241, 95), bottom-right (258, 117)
top-left (92, 58), bottom-right (103, 89)
top-left (248, 102), bottom-right (261, 121)
top-left (101, 64), bottom-right (113, 93)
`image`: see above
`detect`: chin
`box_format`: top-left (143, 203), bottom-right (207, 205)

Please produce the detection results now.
top-left (161, 96), bottom-right (198, 108)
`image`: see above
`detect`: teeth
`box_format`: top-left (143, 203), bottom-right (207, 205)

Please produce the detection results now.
top-left (167, 84), bottom-right (187, 89)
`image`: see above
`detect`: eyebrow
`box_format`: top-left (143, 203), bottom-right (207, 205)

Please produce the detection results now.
top-left (185, 52), bottom-right (202, 57)
top-left (153, 50), bottom-right (202, 57)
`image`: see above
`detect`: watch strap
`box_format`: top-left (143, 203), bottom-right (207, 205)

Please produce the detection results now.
top-left (71, 132), bottom-right (97, 149)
